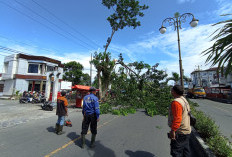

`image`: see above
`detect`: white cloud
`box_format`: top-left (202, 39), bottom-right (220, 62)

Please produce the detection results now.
top-left (106, 23), bottom-right (221, 79)
top-left (215, 0), bottom-right (232, 15)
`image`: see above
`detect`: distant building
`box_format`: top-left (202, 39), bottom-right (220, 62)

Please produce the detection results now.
top-left (0, 53), bottom-right (64, 102)
top-left (190, 67), bottom-right (232, 88)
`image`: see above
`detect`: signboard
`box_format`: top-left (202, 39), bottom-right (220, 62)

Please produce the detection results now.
top-left (60, 81), bottom-right (72, 90)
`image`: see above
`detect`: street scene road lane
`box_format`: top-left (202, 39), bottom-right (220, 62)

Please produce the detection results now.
top-left (190, 99), bottom-right (232, 142)
top-left (0, 101), bottom-right (199, 157)
top-left (54, 109), bottom-right (172, 157)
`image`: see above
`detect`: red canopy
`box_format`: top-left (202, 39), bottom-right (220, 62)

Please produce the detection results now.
top-left (72, 85), bottom-right (91, 91)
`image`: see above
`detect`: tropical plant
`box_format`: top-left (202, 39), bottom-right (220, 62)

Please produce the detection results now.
top-left (108, 54), bottom-right (172, 116)
top-left (166, 72), bottom-right (191, 85)
top-left (102, 0), bottom-right (149, 53)
top-left (91, 51), bottom-right (116, 99)
top-left (80, 73), bottom-right (91, 86)
top-left (166, 72), bottom-right (180, 84)
top-left (63, 61), bottom-right (84, 85)
top-left (202, 14), bottom-right (232, 76)
top-left (93, 0), bottom-right (149, 99)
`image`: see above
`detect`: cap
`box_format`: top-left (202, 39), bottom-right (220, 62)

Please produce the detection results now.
top-left (89, 87), bottom-right (96, 92)
top-left (61, 90), bottom-right (66, 96)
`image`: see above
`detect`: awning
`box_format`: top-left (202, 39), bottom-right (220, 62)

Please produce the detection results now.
top-left (72, 85), bottom-right (99, 91)
top-left (72, 85), bottom-right (91, 91)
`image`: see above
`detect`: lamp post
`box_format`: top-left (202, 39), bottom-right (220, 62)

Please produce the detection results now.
top-left (159, 12), bottom-right (199, 89)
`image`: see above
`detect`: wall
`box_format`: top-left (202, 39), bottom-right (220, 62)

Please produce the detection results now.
top-left (17, 58), bottom-right (28, 75)
top-left (3, 79), bottom-right (15, 96)
top-left (2, 54), bottom-right (18, 80)
top-left (15, 79), bottom-right (29, 94)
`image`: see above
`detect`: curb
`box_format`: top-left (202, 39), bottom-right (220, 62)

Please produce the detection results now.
top-left (190, 127), bottom-right (216, 157)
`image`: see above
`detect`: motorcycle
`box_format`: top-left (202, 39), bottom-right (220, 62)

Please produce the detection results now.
top-left (19, 97), bottom-right (29, 103)
top-left (32, 95), bottom-right (46, 104)
top-left (41, 101), bottom-right (53, 111)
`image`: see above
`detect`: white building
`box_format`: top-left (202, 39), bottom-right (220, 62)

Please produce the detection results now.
top-left (190, 67), bottom-right (232, 88)
top-left (0, 53), bottom-right (64, 102)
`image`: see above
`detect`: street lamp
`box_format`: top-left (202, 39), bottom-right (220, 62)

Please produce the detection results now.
top-left (159, 12), bottom-right (199, 89)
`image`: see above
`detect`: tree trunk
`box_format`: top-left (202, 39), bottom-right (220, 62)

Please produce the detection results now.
top-left (98, 71), bottom-right (102, 100)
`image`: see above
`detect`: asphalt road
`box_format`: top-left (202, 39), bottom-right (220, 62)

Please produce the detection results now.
top-left (0, 100), bottom-right (200, 157)
top-left (190, 98), bottom-right (232, 142)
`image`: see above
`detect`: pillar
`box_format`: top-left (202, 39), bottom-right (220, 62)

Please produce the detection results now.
top-left (45, 77), bottom-right (51, 101)
top-left (52, 74), bottom-right (60, 102)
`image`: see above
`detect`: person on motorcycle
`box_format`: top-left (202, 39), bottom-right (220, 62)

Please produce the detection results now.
top-left (55, 90), bottom-right (68, 135)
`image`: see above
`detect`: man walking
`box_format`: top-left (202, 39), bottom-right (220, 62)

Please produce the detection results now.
top-left (55, 90), bottom-right (68, 135)
top-left (168, 85), bottom-right (191, 157)
top-left (81, 87), bottom-right (100, 148)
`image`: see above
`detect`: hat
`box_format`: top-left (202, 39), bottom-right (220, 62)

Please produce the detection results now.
top-left (61, 90), bottom-right (66, 96)
top-left (89, 87), bottom-right (96, 91)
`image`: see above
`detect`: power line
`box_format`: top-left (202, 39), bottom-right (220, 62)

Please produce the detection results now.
top-left (14, 0), bottom-right (97, 50)
top-left (31, 0), bottom-right (102, 49)
top-left (0, 46), bottom-right (30, 55)
top-left (0, 45), bottom-right (90, 63)
top-left (0, 1), bottom-right (92, 51)
top-left (0, 34), bottom-right (61, 54)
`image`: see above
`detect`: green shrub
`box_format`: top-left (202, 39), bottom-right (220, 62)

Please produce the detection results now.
top-left (193, 110), bottom-right (219, 139)
top-left (16, 90), bottom-right (20, 96)
top-left (120, 109), bottom-right (128, 116)
top-left (126, 107), bottom-right (136, 114)
top-left (207, 135), bottom-right (232, 157)
top-left (145, 101), bottom-right (158, 117)
top-left (189, 100), bottom-right (232, 157)
top-left (112, 109), bottom-right (121, 115)
top-left (100, 103), bottom-right (112, 114)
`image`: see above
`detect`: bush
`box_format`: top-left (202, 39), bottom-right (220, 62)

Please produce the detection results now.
top-left (193, 110), bottom-right (219, 139)
top-left (100, 103), bottom-right (112, 114)
top-left (207, 135), bottom-right (232, 157)
top-left (112, 109), bottom-right (121, 115)
top-left (126, 107), bottom-right (136, 114)
top-left (145, 101), bottom-right (158, 117)
top-left (111, 107), bottom-right (136, 116)
top-left (189, 100), bottom-right (232, 157)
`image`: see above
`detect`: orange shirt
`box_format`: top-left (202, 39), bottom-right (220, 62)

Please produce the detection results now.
top-left (58, 96), bottom-right (68, 106)
top-left (171, 101), bottom-right (183, 131)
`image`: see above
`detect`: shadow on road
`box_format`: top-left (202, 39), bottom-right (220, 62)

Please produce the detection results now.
top-left (125, 150), bottom-right (156, 157)
top-left (67, 132), bottom-right (116, 157)
top-left (46, 126), bottom-right (55, 133)
top-left (67, 132), bottom-right (81, 147)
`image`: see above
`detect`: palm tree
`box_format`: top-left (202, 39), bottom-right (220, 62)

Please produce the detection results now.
top-left (166, 72), bottom-right (180, 84)
top-left (202, 14), bottom-right (232, 76)
top-left (166, 72), bottom-right (191, 85)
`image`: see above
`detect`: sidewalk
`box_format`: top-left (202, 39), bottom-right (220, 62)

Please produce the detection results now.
top-left (0, 100), bottom-right (80, 130)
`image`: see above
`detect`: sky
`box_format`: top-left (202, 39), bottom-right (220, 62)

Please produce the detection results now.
top-left (0, 0), bottom-right (232, 84)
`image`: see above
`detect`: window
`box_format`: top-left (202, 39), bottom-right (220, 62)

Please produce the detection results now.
top-left (28, 64), bottom-right (39, 73)
top-left (194, 89), bottom-right (205, 92)
top-left (47, 66), bottom-right (54, 72)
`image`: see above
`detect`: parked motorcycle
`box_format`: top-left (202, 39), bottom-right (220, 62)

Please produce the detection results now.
top-left (41, 101), bottom-right (53, 111)
top-left (19, 97), bottom-right (29, 103)
top-left (32, 94), bottom-right (46, 104)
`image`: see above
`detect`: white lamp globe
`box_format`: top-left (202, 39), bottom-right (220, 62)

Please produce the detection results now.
top-left (159, 26), bottom-right (167, 34)
top-left (190, 18), bottom-right (199, 27)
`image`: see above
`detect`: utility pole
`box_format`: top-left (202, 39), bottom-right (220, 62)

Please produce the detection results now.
top-left (90, 53), bottom-right (92, 86)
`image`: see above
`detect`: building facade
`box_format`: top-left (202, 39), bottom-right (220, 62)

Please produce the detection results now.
top-left (191, 67), bottom-right (232, 88)
top-left (0, 53), bottom-right (64, 102)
